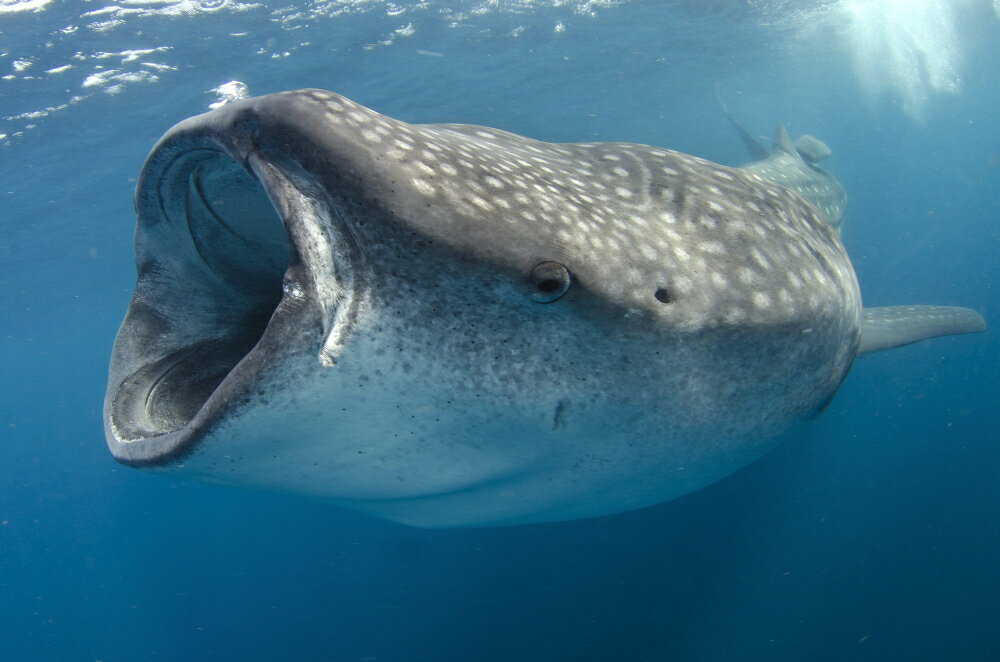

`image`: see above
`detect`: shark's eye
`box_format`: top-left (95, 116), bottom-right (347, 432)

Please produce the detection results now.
top-left (528, 261), bottom-right (571, 303)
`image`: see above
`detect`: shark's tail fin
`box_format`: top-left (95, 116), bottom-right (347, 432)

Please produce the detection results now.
top-left (859, 305), bottom-right (986, 355)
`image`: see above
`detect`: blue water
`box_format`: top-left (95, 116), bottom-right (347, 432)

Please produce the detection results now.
top-left (2, 1), bottom-right (998, 659)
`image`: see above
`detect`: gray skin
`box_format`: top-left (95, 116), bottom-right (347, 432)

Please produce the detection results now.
top-left (104, 90), bottom-right (985, 527)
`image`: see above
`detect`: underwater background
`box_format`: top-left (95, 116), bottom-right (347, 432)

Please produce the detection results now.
top-left (1, 0), bottom-right (998, 660)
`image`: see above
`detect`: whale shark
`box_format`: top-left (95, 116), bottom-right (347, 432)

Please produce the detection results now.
top-left (103, 90), bottom-right (985, 527)
top-left (724, 111), bottom-right (848, 233)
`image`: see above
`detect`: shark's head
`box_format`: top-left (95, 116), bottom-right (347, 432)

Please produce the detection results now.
top-left (106, 90), bottom-right (864, 526)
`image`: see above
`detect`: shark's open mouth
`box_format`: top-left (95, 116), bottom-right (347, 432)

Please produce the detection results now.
top-left (107, 147), bottom-right (294, 448)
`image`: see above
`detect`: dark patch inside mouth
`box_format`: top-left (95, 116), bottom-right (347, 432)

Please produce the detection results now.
top-left (110, 151), bottom-right (292, 442)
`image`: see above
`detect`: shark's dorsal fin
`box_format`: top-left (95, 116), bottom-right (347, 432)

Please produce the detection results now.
top-left (773, 123), bottom-right (800, 158)
top-left (859, 306), bottom-right (986, 355)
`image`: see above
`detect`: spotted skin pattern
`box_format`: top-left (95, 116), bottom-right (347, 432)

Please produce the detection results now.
top-left (103, 90), bottom-right (984, 527)
top-left (300, 91), bottom-right (855, 330)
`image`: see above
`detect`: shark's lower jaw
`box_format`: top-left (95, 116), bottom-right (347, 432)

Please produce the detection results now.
top-left (107, 147), bottom-right (296, 449)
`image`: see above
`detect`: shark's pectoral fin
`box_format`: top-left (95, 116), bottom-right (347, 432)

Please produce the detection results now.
top-left (858, 305), bottom-right (987, 355)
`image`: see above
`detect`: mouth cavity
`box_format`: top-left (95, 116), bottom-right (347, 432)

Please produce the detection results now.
top-left (108, 149), bottom-right (294, 445)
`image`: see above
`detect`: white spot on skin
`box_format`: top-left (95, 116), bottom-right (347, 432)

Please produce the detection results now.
top-left (725, 308), bottom-right (747, 324)
top-left (467, 194), bottom-right (494, 211)
top-left (752, 292), bottom-right (771, 308)
top-left (411, 178), bottom-right (435, 196)
top-left (750, 248), bottom-right (771, 270)
top-left (673, 275), bottom-right (693, 293)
